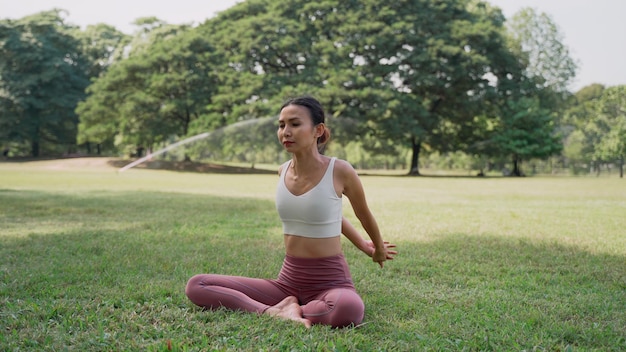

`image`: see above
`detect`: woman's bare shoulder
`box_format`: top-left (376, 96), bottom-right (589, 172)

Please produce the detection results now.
top-left (277, 159), bottom-right (291, 177)
top-left (333, 158), bottom-right (358, 177)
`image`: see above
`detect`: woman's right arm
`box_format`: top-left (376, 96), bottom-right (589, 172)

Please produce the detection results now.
top-left (341, 217), bottom-right (371, 255)
top-left (342, 217), bottom-right (397, 262)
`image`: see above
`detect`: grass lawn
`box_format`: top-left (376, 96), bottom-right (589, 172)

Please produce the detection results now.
top-left (1, 158), bottom-right (625, 351)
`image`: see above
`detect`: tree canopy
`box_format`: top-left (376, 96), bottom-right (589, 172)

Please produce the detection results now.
top-left (76, 22), bottom-right (219, 156)
top-left (0, 10), bottom-right (91, 157)
top-left (200, 0), bottom-right (548, 175)
top-left (4, 2), bottom-right (619, 178)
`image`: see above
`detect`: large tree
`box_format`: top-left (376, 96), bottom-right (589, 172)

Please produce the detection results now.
top-left (590, 86), bottom-right (626, 177)
top-left (0, 10), bottom-right (91, 157)
top-left (335, 0), bottom-right (524, 174)
top-left (482, 6), bottom-right (577, 176)
top-left (562, 85), bottom-right (626, 178)
top-left (76, 21), bottom-right (220, 156)
top-left (506, 7), bottom-right (577, 95)
top-left (202, 0), bottom-right (521, 174)
top-left (196, 0), bottom-right (342, 126)
top-left (491, 97), bottom-right (562, 176)
top-left (72, 23), bottom-right (129, 79)
top-left (561, 84), bottom-right (605, 172)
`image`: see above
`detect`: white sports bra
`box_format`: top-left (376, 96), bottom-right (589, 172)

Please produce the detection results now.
top-left (275, 157), bottom-right (342, 238)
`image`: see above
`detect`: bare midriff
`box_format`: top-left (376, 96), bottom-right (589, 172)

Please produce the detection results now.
top-left (284, 234), bottom-right (343, 258)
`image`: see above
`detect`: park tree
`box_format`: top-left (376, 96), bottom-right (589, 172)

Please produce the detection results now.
top-left (335, 0), bottom-right (526, 175)
top-left (76, 22), bottom-right (220, 156)
top-left (196, 0), bottom-right (338, 127)
top-left (194, 0), bottom-right (391, 161)
top-left (506, 8), bottom-right (576, 96)
top-left (70, 24), bottom-right (129, 154)
top-left (72, 23), bottom-right (129, 79)
top-left (202, 0), bottom-right (526, 175)
top-left (561, 84), bottom-right (605, 172)
top-left (491, 96), bottom-right (562, 176)
top-left (483, 6), bottom-right (577, 176)
top-left (590, 85), bottom-right (626, 177)
top-left (0, 9), bottom-right (91, 157)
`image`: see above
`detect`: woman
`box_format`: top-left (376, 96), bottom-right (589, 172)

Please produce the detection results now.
top-left (185, 95), bottom-right (396, 328)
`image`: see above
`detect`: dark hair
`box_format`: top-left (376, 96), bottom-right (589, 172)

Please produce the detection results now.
top-left (280, 95), bottom-right (331, 153)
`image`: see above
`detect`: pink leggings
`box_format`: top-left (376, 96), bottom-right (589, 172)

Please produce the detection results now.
top-left (185, 254), bottom-right (364, 328)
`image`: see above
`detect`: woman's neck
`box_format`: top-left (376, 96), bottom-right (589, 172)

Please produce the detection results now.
top-left (290, 151), bottom-right (325, 176)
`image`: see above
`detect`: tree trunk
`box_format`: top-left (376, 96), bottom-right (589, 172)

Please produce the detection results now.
top-left (408, 137), bottom-right (421, 176)
top-left (30, 123), bottom-right (40, 157)
top-left (408, 97), bottom-right (441, 176)
top-left (511, 155), bottom-right (523, 176)
top-left (27, 113), bottom-right (42, 157)
top-left (620, 155), bottom-right (624, 178)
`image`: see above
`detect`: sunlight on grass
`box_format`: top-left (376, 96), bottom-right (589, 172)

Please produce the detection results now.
top-left (355, 175), bottom-right (626, 256)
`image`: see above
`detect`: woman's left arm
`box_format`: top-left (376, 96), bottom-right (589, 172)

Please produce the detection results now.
top-left (337, 160), bottom-right (395, 267)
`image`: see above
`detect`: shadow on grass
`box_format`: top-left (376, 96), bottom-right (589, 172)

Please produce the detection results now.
top-left (1, 189), bottom-right (625, 350)
top-left (352, 236), bottom-right (625, 349)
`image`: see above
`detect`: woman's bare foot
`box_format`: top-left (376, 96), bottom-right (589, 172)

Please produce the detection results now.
top-left (265, 296), bottom-right (312, 328)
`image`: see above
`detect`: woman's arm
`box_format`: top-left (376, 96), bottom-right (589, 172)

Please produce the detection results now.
top-left (342, 217), bottom-right (397, 260)
top-left (337, 160), bottom-right (396, 267)
top-left (341, 217), bottom-right (370, 254)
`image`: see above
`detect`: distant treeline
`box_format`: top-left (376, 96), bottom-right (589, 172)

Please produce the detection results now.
top-left (0, 1), bottom-right (623, 176)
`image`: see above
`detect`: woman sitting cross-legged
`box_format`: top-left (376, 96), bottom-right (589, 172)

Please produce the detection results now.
top-left (185, 95), bottom-right (397, 328)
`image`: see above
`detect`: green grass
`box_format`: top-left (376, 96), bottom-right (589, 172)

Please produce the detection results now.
top-left (1, 159), bottom-right (625, 351)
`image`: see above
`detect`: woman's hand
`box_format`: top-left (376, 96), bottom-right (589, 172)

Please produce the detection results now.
top-left (364, 241), bottom-right (397, 268)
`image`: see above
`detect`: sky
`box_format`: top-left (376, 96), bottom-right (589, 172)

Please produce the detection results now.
top-left (2, 0), bottom-right (625, 91)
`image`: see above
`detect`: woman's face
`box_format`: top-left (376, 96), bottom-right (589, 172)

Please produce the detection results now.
top-left (278, 104), bottom-right (318, 153)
